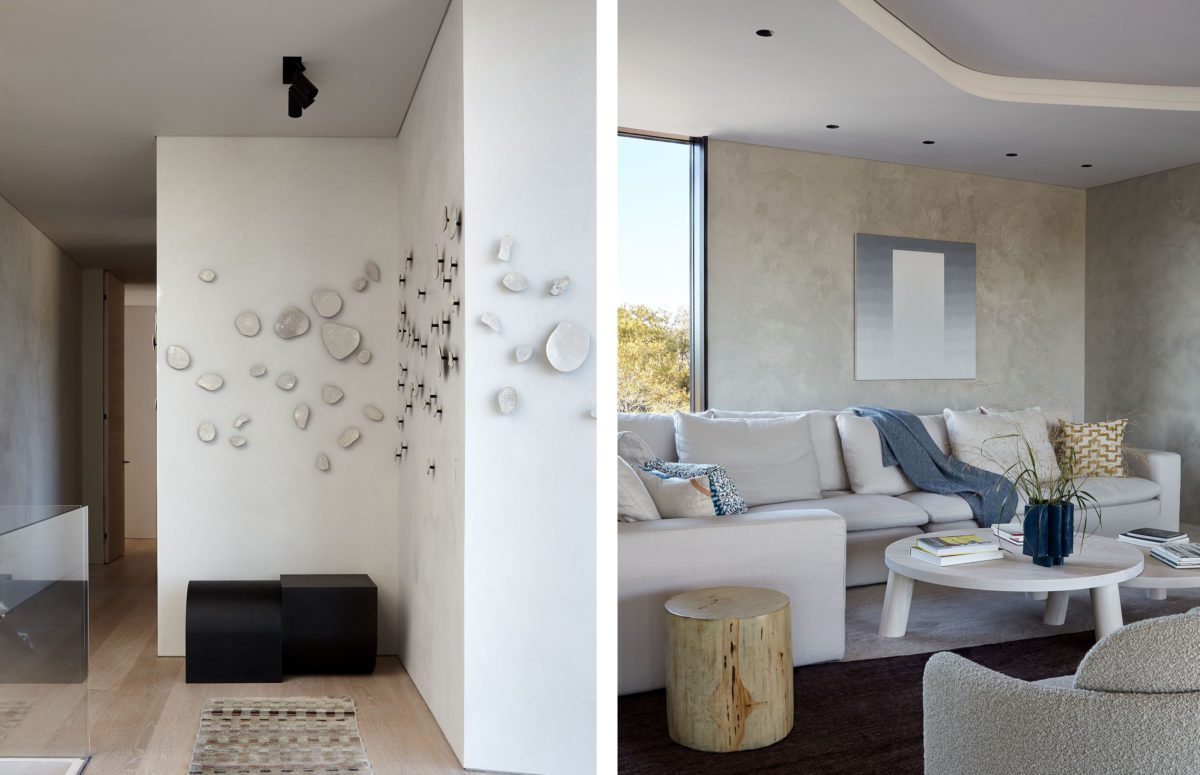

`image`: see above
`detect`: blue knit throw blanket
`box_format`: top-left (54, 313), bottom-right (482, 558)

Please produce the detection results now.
top-left (849, 405), bottom-right (1017, 527)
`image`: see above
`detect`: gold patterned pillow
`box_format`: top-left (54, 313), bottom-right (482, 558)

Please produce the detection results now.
top-left (1054, 419), bottom-right (1129, 477)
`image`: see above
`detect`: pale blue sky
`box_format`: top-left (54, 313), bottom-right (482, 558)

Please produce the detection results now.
top-left (618, 135), bottom-right (691, 312)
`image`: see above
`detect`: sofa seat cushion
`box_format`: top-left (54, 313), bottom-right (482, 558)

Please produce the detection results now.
top-left (749, 493), bottom-right (928, 532)
top-left (1075, 476), bottom-right (1161, 508)
top-left (898, 491), bottom-right (974, 523)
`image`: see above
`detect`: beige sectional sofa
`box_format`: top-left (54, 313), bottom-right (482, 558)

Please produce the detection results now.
top-left (617, 408), bottom-right (1181, 694)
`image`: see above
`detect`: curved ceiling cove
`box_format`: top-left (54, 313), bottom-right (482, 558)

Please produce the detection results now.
top-left (842, 0), bottom-right (1200, 111)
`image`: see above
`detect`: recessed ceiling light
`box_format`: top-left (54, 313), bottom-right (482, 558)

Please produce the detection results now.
top-left (825, 124), bottom-right (840, 129)
top-left (755, 29), bottom-right (774, 37)
top-left (1006, 152), bottom-right (1018, 157)
top-left (1081, 163), bottom-right (1093, 168)
top-left (922, 140), bottom-right (935, 145)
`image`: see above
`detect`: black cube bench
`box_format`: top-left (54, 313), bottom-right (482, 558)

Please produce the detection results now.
top-left (186, 580), bottom-right (282, 683)
top-left (282, 574), bottom-right (377, 675)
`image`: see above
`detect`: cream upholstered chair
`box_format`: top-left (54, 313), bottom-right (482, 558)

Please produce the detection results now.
top-left (923, 608), bottom-right (1200, 775)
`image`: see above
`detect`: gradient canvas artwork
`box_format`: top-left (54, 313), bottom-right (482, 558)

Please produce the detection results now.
top-left (855, 234), bottom-right (976, 380)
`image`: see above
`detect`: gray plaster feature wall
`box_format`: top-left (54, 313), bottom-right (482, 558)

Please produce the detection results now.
top-left (0, 194), bottom-right (81, 505)
top-left (1086, 163), bottom-right (1200, 515)
top-left (706, 140), bottom-right (1086, 419)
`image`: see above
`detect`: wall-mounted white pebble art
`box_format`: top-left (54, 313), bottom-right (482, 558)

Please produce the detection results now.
top-left (276, 373), bottom-right (298, 391)
top-left (498, 387), bottom-right (518, 415)
top-left (198, 269), bottom-right (216, 282)
top-left (321, 323), bottom-right (361, 360)
top-left (502, 272), bottom-right (528, 292)
top-left (356, 349), bottom-right (372, 364)
top-left (235, 312), bottom-right (261, 337)
top-left (497, 234), bottom-right (513, 261)
top-left (338, 428), bottom-right (361, 449)
top-left (233, 415), bottom-right (251, 429)
top-left (312, 289), bottom-right (343, 318)
top-left (316, 453), bottom-right (330, 471)
top-left (363, 405), bottom-right (384, 422)
top-left (352, 277), bottom-right (368, 292)
top-left (166, 345), bottom-right (191, 370)
top-left (196, 373), bottom-right (224, 391)
top-left (274, 306), bottom-right (310, 339)
top-left (294, 403), bottom-right (310, 429)
top-left (515, 345), bottom-right (532, 364)
top-left (366, 260), bottom-right (381, 282)
top-left (480, 313), bottom-right (501, 332)
top-left (229, 436), bottom-right (247, 448)
top-left (249, 364), bottom-right (267, 378)
top-left (545, 322), bottom-right (590, 373)
top-left (197, 422), bottom-right (216, 442)
top-left (548, 276), bottom-right (570, 296)
top-left (322, 385), bottom-right (345, 405)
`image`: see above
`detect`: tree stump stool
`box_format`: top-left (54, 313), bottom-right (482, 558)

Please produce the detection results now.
top-left (665, 586), bottom-right (793, 752)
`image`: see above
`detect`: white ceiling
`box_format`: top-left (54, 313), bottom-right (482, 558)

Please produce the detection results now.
top-left (619, 0), bottom-right (1200, 190)
top-left (881, 0), bottom-right (1200, 87)
top-left (0, 0), bottom-right (448, 281)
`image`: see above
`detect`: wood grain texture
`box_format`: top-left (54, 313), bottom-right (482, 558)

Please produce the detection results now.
top-left (81, 540), bottom-right (471, 774)
top-left (666, 587), bottom-right (793, 753)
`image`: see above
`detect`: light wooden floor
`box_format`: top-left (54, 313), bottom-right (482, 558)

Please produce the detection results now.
top-left (83, 539), bottom-right (467, 774)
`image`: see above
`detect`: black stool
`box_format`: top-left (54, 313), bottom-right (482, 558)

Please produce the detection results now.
top-left (185, 580), bottom-right (282, 683)
top-left (281, 574), bottom-right (377, 674)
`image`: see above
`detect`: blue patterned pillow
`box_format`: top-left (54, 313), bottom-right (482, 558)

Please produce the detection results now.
top-left (641, 459), bottom-right (748, 516)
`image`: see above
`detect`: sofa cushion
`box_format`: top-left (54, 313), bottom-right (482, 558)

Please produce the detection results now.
top-left (1073, 476), bottom-right (1161, 508)
top-left (617, 431), bottom-right (656, 467)
top-left (709, 409), bottom-right (850, 492)
top-left (836, 413), bottom-right (915, 496)
top-left (634, 467), bottom-right (718, 519)
top-left (748, 493), bottom-right (928, 532)
top-left (618, 413), bottom-right (677, 461)
top-left (1055, 419), bottom-right (1130, 478)
top-left (674, 412), bottom-right (822, 506)
top-left (617, 457), bottom-right (660, 523)
top-left (641, 460), bottom-right (748, 515)
top-left (898, 491), bottom-right (974, 523)
top-left (1075, 607), bottom-right (1200, 693)
top-left (946, 407), bottom-right (1060, 482)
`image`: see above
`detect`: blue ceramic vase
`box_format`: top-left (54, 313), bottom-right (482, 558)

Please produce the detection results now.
top-left (1023, 502), bottom-right (1075, 568)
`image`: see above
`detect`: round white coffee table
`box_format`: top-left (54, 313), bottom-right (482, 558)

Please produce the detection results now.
top-left (880, 528), bottom-right (1144, 641)
top-left (1122, 546), bottom-right (1200, 599)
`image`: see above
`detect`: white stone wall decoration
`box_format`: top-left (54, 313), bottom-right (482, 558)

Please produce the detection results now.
top-left (356, 349), bottom-right (372, 364)
top-left (249, 364), bottom-right (268, 378)
top-left (166, 345), bottom-right (191, 370)
top-left (515, 345), bottom-right (532, 364)
top-left (364, 405), bottom-right (384, 422)
top-left (276, 373), bottom-right (298, 391)
top-left (197, 422), bottom-right (217, 442)
top-left (502, 272), bottom-right (528, 292)
top-left (497, 387), bottom-right (518, 415)
top-left (548, 276), bottom-right (570, 296)
top-left (322, 385), bottom-right (345, 405)
top-left (321, 323), bottom-right (361, 360)
top-left (366, 260), bottom-right (382, 283)
top-left (338, 428), bottom-right (362, 448)
top-left (545, 322), bottom-right (590, 373)
top-left (294, 403), bottom-right (310, 429)
top-left (196, 373), bottom-right (224, 391)
top-left (480, 313), bottom-right (501, 332)
top-left (229, 436), bottom-right (247, 448)
top-left (198, 269), bottom-right (217, 283)
top-left (316, 453), bottom-right (331, 471)
top-left (274, 306), bottom-right (311, 339)
top-left (312, 290), bottom-right (343, 318)
top-left (235, 312), bottom-right (261, 337)
top-left (497, 234), bottom-right (513, 261)
top-left (233, 415), bottom-right (251, 429)
top-left (352, 277), bottom-right (368, 292)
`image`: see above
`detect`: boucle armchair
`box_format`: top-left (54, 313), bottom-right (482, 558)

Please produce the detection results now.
top-left (924, 608), bottom-right (1200, 775)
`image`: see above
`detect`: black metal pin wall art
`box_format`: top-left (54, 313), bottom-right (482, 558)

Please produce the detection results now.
top-left (283, 57), bottom-right (318, 118)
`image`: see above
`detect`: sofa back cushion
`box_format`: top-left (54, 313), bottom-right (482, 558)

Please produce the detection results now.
top-left (708, 409), bottom-right (850, 492)
top-left (835, 413), bottom-right (915, 495)
top-left (617, 457), bottom-right (661, 523)
top-left (1075, 608), bottom-right (1200, 693)
top-left (673, 412), bottom-right (822, 507)
top-left (618, 413), bottom-right (678, 461)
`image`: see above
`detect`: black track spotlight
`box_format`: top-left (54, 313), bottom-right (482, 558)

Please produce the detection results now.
top-left (282, 56), bottom-right (318, 118)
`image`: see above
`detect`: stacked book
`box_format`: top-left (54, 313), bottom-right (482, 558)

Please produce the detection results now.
top-left (910, 534), bottom-right (1003, 566)
top-left (991, 523), bottom-right (1024, 551)
top-left (1118, 527), bottom-right (1190, 549)
top-left (1150, 543), bottom-right (1200, 569)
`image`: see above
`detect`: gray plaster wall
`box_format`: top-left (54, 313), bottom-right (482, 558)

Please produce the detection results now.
top-left (706, 140), bottom-right (1086, 418)
top-left (1086, 163), bottom-right (1200, 514)
top-left (0, 194), bottom-right (81, 505)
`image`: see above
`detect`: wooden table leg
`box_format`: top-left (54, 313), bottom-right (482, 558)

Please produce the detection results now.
top-left (879, 570), bottom-right (915, 637)
top-left (1148, 587), bottom-right (1167, 600)
top-left (1091, 584), bottom-right (1124, 640)
top-left (1043, 590), bottom-right (1070, 625)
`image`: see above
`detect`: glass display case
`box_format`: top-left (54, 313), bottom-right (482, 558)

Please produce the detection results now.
top-left (0, 506), bottom-right (89, 774)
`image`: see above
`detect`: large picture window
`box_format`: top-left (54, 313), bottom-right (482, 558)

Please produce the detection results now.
top-left (617, 132), bottom-right (706, 413)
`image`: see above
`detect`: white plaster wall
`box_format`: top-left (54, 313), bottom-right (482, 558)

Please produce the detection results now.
top-left (706, 140), bottom-right (1087, 419)
top-left (156, 137), bottom-right (400, 656)
top-left (123, 303), bottom-right (157, 538)
top-left (395, 0), bottom-right (466, 759)
top-left (0, 194), bottom-right (81, 507)
top-left (461, 1), bottom-right (597, 771)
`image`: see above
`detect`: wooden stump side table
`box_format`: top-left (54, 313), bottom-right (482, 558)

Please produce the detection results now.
top-left (665, 586), bottom-right (793, 753)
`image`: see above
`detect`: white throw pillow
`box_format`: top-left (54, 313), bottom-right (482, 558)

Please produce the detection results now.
top-left (835, 413), bottom-right (915, 495)
top-left (673, 412), bottom-right (822, 507)
top-left (617, 431), bottom-right (656, 467)
top-left (617, 457), bottom-right (660, 523)
top-left (945, 407), bottom-right (1061, 482)
top-left (634, 467), bottom-right (718, 518)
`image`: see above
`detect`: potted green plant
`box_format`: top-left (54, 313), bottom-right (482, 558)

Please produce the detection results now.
top-left (994, 436), bottom-right (1101, 568)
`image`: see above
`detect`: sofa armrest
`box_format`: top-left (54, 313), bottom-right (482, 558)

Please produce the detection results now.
top-left (1126, 448), bottom-right (1181, 530)
top-left (924, 651), bottom-right (1200, 774)
top-left (618, 511), bottom-right (846, 694)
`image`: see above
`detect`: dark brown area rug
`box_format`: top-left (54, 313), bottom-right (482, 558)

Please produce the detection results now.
top-left (619, 631), bottom-right (1095, 774)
